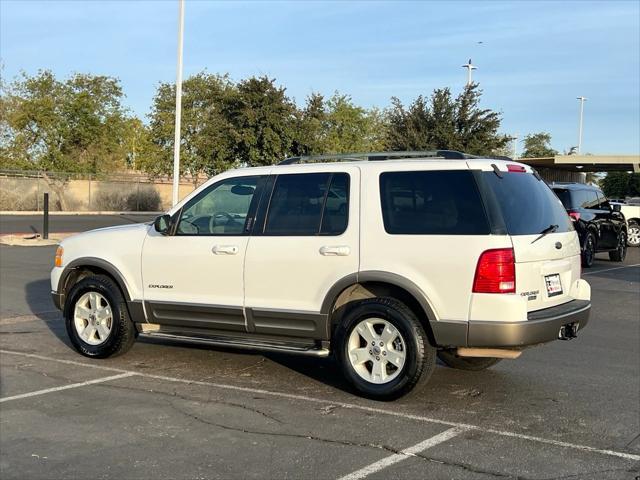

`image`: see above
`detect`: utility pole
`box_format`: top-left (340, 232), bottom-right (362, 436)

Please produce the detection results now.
top-left (461, 59), bottom-right (477, 86)
top-left (576, 96), bottom-right (587, 154)
top-left (172, 0), bottom-right (185, 207)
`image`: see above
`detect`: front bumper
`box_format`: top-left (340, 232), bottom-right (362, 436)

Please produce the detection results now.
top-left (467, 300), bottom-right (591, 347)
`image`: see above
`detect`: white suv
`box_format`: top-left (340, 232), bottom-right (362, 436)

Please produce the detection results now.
top-left (51, 152), bottom-right (591, 399)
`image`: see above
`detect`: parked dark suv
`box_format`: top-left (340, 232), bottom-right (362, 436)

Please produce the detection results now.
top-left (551, 183), bottom-right (627, 267)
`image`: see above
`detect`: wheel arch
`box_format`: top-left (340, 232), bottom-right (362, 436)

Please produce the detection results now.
top-left (59, 257), bottom-right (132, 304)
top-left (322, 271), bottom-right (440, 347)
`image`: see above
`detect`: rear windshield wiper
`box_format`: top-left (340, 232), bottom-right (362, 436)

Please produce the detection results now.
top-left (531, 224), bottom-right (558, 244)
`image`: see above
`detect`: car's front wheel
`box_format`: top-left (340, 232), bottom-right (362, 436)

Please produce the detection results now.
top-left (65, 275), bottom-right (137, 358)
top-left (609, 231), bottom-right (627, 262)
top-left (627, 221), bottom-right (640, 247)
top-left (335, 297), bottom-right (436, 400)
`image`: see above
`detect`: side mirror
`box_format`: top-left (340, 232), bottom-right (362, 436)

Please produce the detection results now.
top-left (153, 214), bottom-right (172, 235)
top-left (612, 204), bottom-right (621, 213)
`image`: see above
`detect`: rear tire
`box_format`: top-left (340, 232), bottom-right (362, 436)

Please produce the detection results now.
top-left (334, 297), bottom-right (436, 400)
top-left (437, 349), bottom-right (501, 371)
top-left (581, 232), bottom-right (596, 268)
top-left (609, 231), bottom-right (627, 262)
top-left (65, 275), bottom-right (137, 358)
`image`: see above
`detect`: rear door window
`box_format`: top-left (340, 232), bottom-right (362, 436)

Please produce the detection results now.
top-left (482, 172), bottom-right (572, 235)
top-left (379, 171), bottom-right (490, 235)
top-left (264, 172), bottom-right (350, 235)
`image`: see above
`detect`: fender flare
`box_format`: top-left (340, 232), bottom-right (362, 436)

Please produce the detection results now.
top-left (58, 257), bottom-right (132, 301)
top-left (320, 270), bottom-right (438, 321)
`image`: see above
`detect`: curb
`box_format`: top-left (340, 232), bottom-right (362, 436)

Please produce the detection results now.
top-left (0, 232), bottom-right (78, 246)
top-left (0, 211), bottom-right (162, 216)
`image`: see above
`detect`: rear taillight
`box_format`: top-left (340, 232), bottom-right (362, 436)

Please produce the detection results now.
top-left (473, 248), bottom-right (516, 294)
top-left (568, 211), bottom-right (581, 222)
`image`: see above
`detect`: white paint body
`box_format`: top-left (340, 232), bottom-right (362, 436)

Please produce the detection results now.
top-left (52, 158), bottom-right (591, 327)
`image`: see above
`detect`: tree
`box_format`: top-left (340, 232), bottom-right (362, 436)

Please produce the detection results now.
top-left (231, 76), bottom-right (297, 167)
top-left (0, 70), bottom-right (134, 208)
top-left (145, 73), bottom-right (238, 180)
top-left (521, 132), bottom-right (558, 158)
top-left (601, 172), bottom-right (640, 198)
top-left (385, 84), bottom-right (510, 155)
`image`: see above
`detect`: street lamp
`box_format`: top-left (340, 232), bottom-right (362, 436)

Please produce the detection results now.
top-left (576, 96), bottom-right (587, 155)
top-left (172, 0), bottom-right (185, 207)
top-left (461, 59), bottom-right (477, 86)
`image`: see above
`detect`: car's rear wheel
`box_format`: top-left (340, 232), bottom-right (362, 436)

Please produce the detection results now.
top-left (335, 297), bottom-right (435, 400)
top-left (437, 349), bottom-right (501, 371)
top-left (582, 232), bottom-right (596, 268)
top-left (609, 231), bottom-right (627, 262)
top-left (65, 275), bottom-right (137, 358)
top-left (627, 221), bottom-right (640, 247)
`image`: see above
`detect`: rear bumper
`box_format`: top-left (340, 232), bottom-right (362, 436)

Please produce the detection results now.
top-left (467, 300), bottom-right (591, 347)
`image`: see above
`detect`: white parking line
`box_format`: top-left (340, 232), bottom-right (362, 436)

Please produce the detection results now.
top-left (582, 263), bottom-right (640, 275)
top-left (338, 426), bottom-right (467, 480)
top-left (0, 372), bottom-right (136, 403)
top-left (2, 349), bottom-right (639, 462)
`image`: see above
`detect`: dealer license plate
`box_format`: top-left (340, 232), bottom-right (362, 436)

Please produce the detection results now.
top-left (545, 274), bottom-right (563, 297)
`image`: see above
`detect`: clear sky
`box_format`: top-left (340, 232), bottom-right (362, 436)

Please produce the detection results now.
top-left (1, 0), bottom-right (639, 154)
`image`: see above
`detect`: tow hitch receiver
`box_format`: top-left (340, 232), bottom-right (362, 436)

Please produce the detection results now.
top-left (559, 322), bottom-right (579, 340)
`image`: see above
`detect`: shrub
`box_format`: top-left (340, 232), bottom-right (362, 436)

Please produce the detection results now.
top-left (94, 185), bottom-right (161, 211)
top-left (0, 188), bottom-right (38, 211)
top-left (94, 189), bottom-right (129, 211)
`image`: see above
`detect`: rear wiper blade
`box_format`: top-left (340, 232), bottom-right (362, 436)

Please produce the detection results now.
top-left (531, 224), bottom-right (558, 244)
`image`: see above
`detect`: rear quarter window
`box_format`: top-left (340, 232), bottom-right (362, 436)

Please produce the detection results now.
top-left (379, 170), bottom-right (490, 235)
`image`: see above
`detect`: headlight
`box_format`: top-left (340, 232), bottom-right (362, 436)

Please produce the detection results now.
top-left (54, 246), bottom-right (64, 267)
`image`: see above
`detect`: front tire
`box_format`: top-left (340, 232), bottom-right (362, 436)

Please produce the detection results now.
top-left (334, 297), bottom-right (436, 400)
top-left (609, 231), bottom-right (627, 262)
top-left (65, 275), bottom-right (137, 358)
top-left (437, 349), bottom-right (501, 371)
top-left (582, 232), bottom-right (596, 268)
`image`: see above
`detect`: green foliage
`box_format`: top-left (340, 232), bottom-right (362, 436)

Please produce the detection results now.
top-left (521, 132), bottom-right (558, 158)
top-left (385, 84), bottom-right (510, 155)
top-left (0, 70), bottom-right (132, 173)
top-left (601, 172), bottom-right (640, 198)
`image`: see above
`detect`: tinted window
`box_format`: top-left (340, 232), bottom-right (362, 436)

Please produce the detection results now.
top-left (380, 171), bottom-right (490, 235)
top-left (597, 192), bottom-right (610, 210)
top-left (264, 173), bottom-right (350, 235)
top-left (581, 190), bottom-right (600, 209)
top-left (483, 172), bottom-right (572, 235)
top-left (177, 176), bottom-right (258, 235)
top-left (553, 188), bottom-right (572, 209)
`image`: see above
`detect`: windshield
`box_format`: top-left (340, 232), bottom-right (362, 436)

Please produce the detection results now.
top-left (483, 172), bottom-right (573, 235)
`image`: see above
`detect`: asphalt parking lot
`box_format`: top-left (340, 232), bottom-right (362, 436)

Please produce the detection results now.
top-left (0, 244), bottom-right (638, 479)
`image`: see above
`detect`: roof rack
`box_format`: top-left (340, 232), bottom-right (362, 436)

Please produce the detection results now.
top-left (278, 150), bottom-right (475, 165)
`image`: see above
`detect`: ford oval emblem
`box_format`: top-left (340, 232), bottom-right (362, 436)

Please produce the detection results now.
top-left (555, 242), bottom-right (562, 250)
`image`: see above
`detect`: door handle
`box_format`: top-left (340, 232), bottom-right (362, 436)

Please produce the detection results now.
top-left (212, 245), bottom-right (239, 255)
top-left (319, 245), bottom-right (350, 256)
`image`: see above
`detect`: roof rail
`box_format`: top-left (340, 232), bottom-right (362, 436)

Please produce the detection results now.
top-left (278, 150), bottom-right (473, 165)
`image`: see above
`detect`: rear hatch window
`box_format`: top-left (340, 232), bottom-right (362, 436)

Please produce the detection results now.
top-left (482, 172), bottom-right (573, 235)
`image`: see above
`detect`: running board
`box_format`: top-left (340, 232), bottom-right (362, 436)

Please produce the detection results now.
top-left (139, 331), bottom-right (330, 357)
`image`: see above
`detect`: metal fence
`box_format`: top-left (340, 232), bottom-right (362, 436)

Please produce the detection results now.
top-left (0, 170), bottom-right (207, 212)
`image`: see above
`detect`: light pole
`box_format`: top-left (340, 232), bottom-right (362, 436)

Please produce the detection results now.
top-left (172, 0), bottom-right (185, 207)
top-left (512, 134), bottom-right (518, 159)
top-left (461, 59), bottom-right (477, 86)
top-left (576, 96), bottom-right (587, 154)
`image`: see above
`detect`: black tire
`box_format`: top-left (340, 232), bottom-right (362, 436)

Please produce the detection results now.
top-left (581, 232), bottom-right (596, 268)
top-left (334, 297), bottom-right (436, 400)
top-left (437, 349), bottom-right (501, 371)
top-left (64, 274), bottom-right (137, 358)
top-left (609, 231), bottom-right (627, 262)
top-left (627, 221), bottom-right (640, 247)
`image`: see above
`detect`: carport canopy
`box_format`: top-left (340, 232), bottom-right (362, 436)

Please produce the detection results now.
top-left (518, 154), bottom-right (640, 173)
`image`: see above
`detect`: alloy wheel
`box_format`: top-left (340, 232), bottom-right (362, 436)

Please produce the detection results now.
top-left (73, 292), bottom-right (113, 346)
